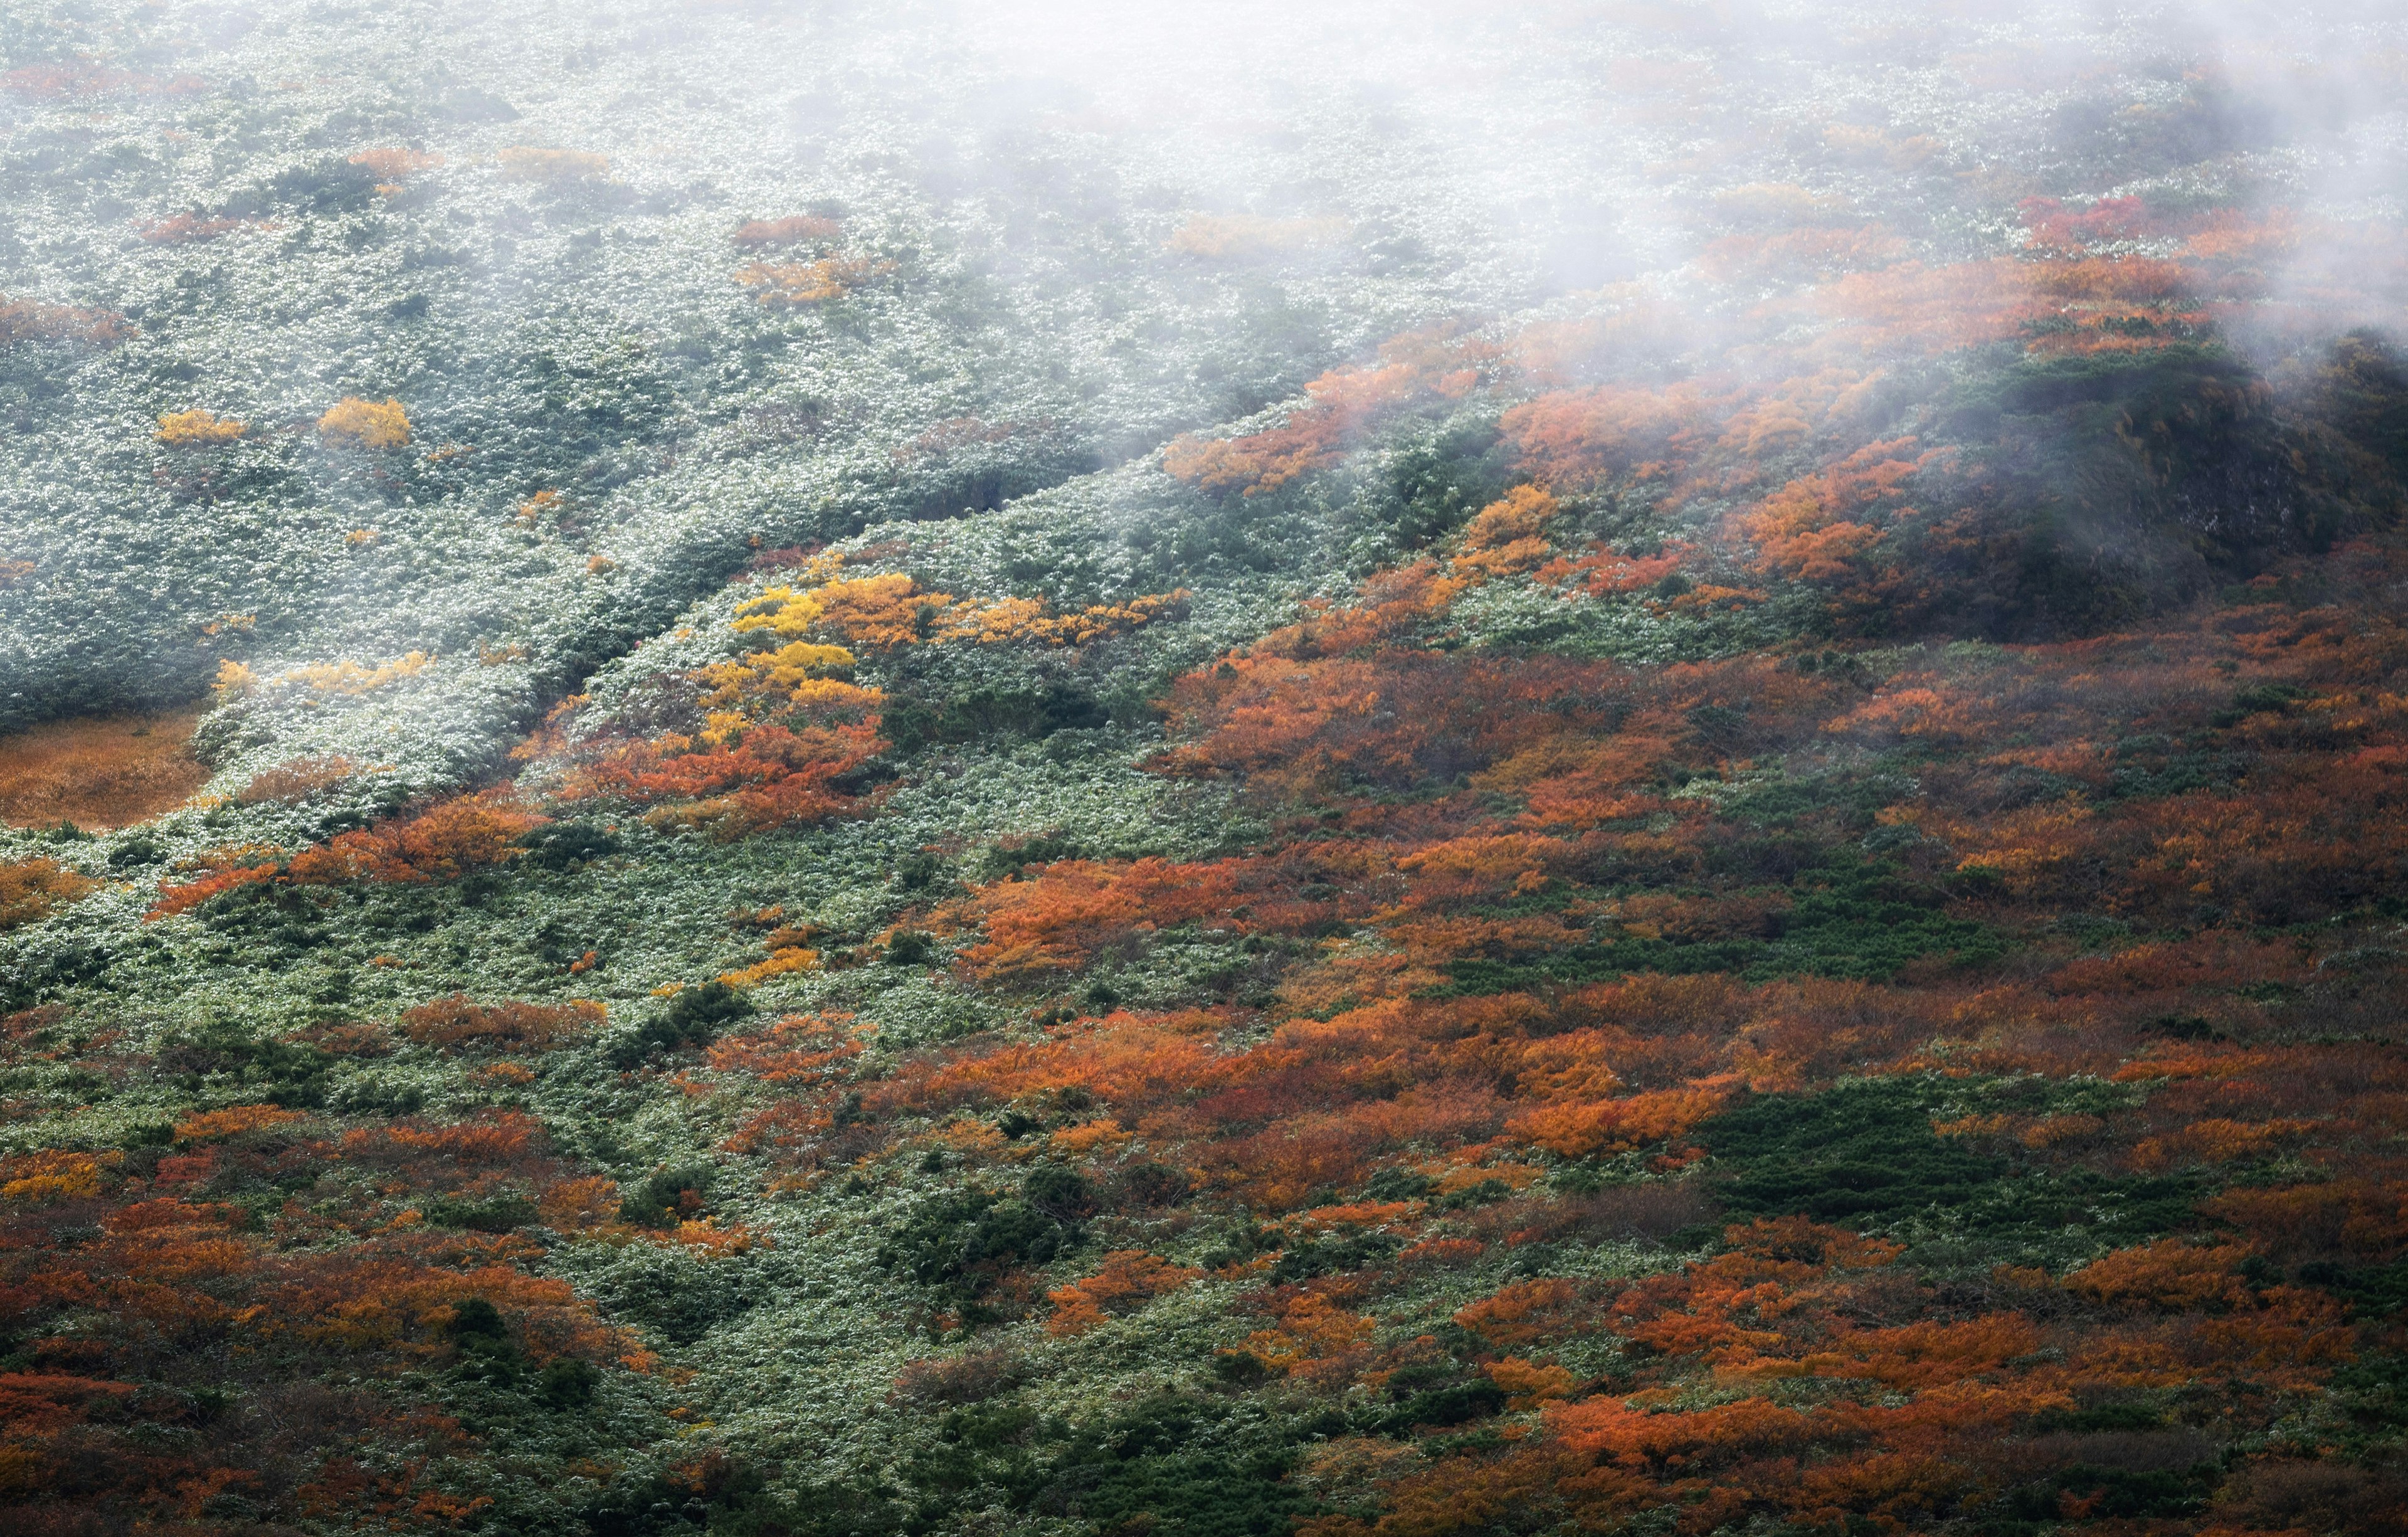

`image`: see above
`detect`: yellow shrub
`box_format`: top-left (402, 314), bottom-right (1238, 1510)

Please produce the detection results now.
top-left (734, 573), bottom-right (1185, 651)
top-left (694, 640), bottom-right (858, 714)
top-left (156, 408), bottom-right (246, 446)
top-left (267, 652), bottom-right (433, 697)
top-left (319, 396), bottom-right (410, 449)
top-left (718, 947), bottom-right (821, 989)
top-left (1, 1149), bottom-right (120, 1203)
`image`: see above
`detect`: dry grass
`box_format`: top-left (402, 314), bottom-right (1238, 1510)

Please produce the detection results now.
top-left (0, 858), bottom-right (101, 931)
top-left (236, 755), bottom-right (362, 806)
top-left (0, 711), bottom-right (211, 829)
top-left (398, 996), bottom-right (605, 1053)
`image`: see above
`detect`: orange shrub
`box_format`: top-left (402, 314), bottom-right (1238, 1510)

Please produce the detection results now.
top-left (0, 294), bottom-right (131, 349)
top-left (1166, 214), bottom-right (1348, 260)
top-left (1242, 1292), bottom-right (1377, 1377)
top-left (1505, 1084), bottom-right (1732, 1158)
top-left (559, 716), bottom-right (885, 840)
top-left (1731, 438), bottom-right (1948, 584)
top-left (2064, 1240), bottom-right (2254, 1310)
top-left (173, 1105), bottom-right (309, 1143)
top-left (736, 256), bottom-right (890, 304)
top-left (1454, 1277), bottom-right (1581, 1348)
top-left (349, 147), bottom-right (441, 182)
top-left (1164, 329), bottom-right (1499, 498)
top-left (287, 796), bottom-right (544, 884)
top-left (705, 1013), bottom-right (863, 1084)
top-left (137, 213), bottom-right (248, 244)
top-left (1500, 381), bottom-right (1714, 486)
top-left (1045, 1251), bottom-right (1201, 1336)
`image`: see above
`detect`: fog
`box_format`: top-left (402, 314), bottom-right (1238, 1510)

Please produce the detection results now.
top-left (1, 0), bottom-right (2402, 783)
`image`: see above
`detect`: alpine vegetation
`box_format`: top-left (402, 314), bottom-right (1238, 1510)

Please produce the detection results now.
top-left (5, 3), bottom-right (2408, 1535)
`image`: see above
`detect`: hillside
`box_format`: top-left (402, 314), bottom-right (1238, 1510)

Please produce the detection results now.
top-left (5, 3), bottom-right (2408, 1535)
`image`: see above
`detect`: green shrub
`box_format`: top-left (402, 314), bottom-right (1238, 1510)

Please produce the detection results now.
top-left (612, 981), bottom-right (751, 1064)
top-left (882, 1168), bottom-right (1090, 1299)
top-left (618, 1164), bottom-right (714, 1227)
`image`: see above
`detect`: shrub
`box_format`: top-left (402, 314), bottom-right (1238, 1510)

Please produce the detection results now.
top-left (137, 213), bottom-right (247, 244)
top-left (0, 712), bottom-right (211, 830)
top-left (349, 147), bottom-right (443, 183)
top-left (423, 1193), bottom-right (539, 1232)
top-left (734, 256), bottom-right (889, 304)
top-left (881, 1171), bottom-right (1089, 1299)
top-left (1166, 213), bottom-right (1348, 260)
top-left (611, 981), bottom-right (753, 1064)
top-left (666, 981), bottom-right (749, 1038)
top-left (1703, 1080), bottom-right (2008, 1223)
top-left (498, 147), bottom-right (609, 182)
top-left (513, 821), bottom-right (623, 870)
top-left (536, 1356), bottom-right (598, 1410)
top-left (399, 996), bottom-right (604, 1053)
top-left (0, 293), bottom-right (130, 349)
top-left (586, 1239), bottom-right (756, 1345)
top-left (173, 1103), bottom-right (309, 1142)
top-left (155, 409), bottom-right (246, 446)
top-left (733, 215), bottom-right (842, 247)
top-left (1116, 1163), bottom-right (1193, 1208)
top-left (247, 158), bottom-right (382, 213)
top-left (890, 1348), bottom-right (1028, 1407)
top-left (1045, 1251), bottom-right (1201, 1336)
top-left (317, 397), bottom-right (411, 450)
top-left (235, 756), bottom-right (364, 805)
top-left (616, 1164), bottom-right (714, 1227)
top-left (0, 858), bottom-right (100, 932)
top-left (285, 796), bottom-right (544, 884)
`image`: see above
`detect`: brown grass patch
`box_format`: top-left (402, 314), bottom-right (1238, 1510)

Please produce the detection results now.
top-left (0, 712), bottom-right (211, 829)
top-left (398, 995), bottom-right (605, 1053)
top-left (236, 755), bottom-right (362, 806)
top-left (0, 858), bottom-right (101, 931)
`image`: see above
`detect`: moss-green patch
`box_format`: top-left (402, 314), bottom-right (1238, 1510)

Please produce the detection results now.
top-left (1701, 1077), bottom-right (2200, 1267)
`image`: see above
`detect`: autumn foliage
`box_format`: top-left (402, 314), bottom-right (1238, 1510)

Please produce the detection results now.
top-left (1163, 329), bottom-right (1502, 497)
top-left (315, 396), bottom-right (411, 450)
top-left (14, 66), bottom-right (2408, 1537)
top-left (652, 490), bottom-right (2408, 1536)
top-left (150, 795), bottom-right (547, 918)
top-left (0, 859), bottom-right (99, 932)
top-left (0, 293), bottom-right (131, 350)
top-left (399, 996), bottom-right (605, 1053)
top-left (0, 1102), bottom-right (648, 1531)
